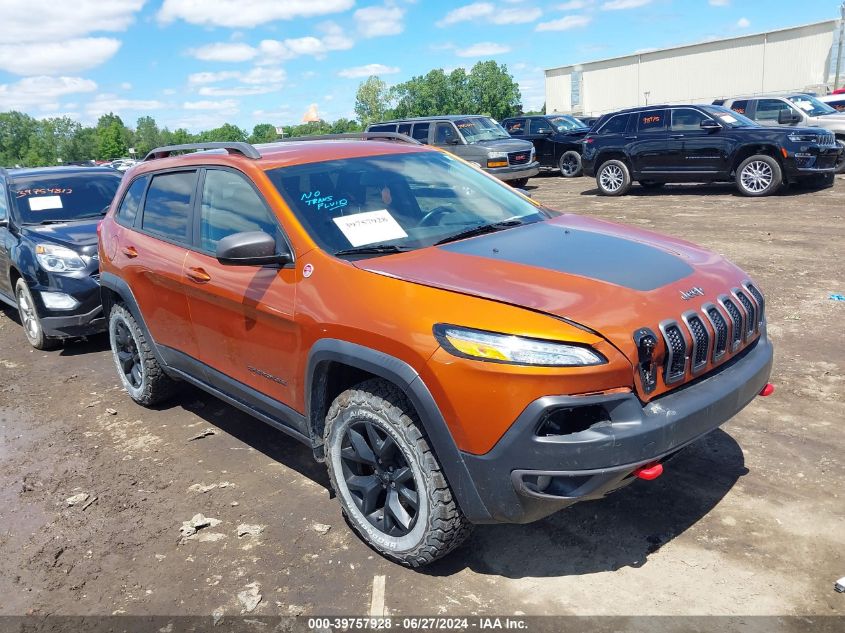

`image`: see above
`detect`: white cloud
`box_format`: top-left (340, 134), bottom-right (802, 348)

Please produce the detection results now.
top-left (250, 23), bottom-right (354, 64)
top-left (0, 76), bottom-right (97, 111)
top-left (240, 67), bottom-right (286, 85)
top-left (556, 0), bottom-right (589, 8)
top-left (490, 7), bottom-right (542, 24)
top-left (455, 42), bottom-right (511, 57)
top-left (337, 64), bottom-right (400, 78)
top-left (158, 0), bottom-right (354, 28)
top-left (183, 99), bottom-right (239, 112)
top-left (601, 0), bottom-right (651, 9)
top-left (189, 42), bottom-right (258, 62)
top-left (436, 3), bottom-right (494, 27)
top-left (0, 38), bottom-right (122, 75)
top-left (536, 15), bottom-right (591, 31)
top-left (188, 71), bottom-right (242, 85)
top-left (120, 82), bottom-right (133, 90)
top-left (86, 94), bottom-right (166, 117)
top-left (736, 17), bottom-right (750, 28)
top-left (0, 0), bottom-right (144, 44)
top-left (198, 85), bottom-right (281, 97)
top-left (354, 4), bottom-right (406, 37)
top-left (709, 0), bottom-right (730, 5)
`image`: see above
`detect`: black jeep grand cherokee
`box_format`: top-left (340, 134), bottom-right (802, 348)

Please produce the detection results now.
top-left (582, 104), bottom-right (841, 196)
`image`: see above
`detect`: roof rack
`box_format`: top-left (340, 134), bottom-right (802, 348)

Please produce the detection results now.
top-left (143, 142), bottom-right (261, 162)
top-left (277, 132), bottom-right (421, 145)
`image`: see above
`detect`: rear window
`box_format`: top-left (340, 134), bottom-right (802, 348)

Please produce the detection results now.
top-left (9, 172), bottom-right (121, 225)
top-left (638, 110), bottom-right (667, 133)
top-left (141, 171), bottom-right (195, 243)
top-left (729, 100), bottom-right (749, 116)
top-left (368, 124), bottom-right (396, 132)
top-left (411, 122), bottom-right (430, 142)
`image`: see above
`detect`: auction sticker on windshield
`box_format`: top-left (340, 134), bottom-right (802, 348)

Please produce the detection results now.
top-left (333, 209), bottom-right (408, 247)
top-left (718, 114), bottom-right (738, 124)
top-left (28, 196), bottom-right (64, 211)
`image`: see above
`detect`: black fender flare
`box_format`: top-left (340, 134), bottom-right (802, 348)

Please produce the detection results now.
top-left (305, 338), bottom-right (493, 523)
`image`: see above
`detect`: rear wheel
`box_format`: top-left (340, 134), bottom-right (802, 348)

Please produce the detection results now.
top-left (559, 151), bottom-right (582, 178)
top-left (596, 159), bottom-right (632, 196)
top-left (735, 154), bottom-right (782, 197)
top-left (15, 279), bottom-right (58, 350)
top-left (108, 304), bottom-right (177, 406)
top-left (324, 379), bottom-right (471, 567)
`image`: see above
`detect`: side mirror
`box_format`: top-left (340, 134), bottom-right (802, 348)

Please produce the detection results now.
top-left (700, 119), bottom-right (721, 130)
top-left (216, 231), bottom-right (291, 266)
top-left (778, 109), bottom-right (802, 125)
top-left (448, 137), bottom-right (461, 145)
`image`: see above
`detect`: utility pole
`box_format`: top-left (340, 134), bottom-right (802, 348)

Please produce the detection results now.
top-left (836, 2), bottom-right (845, 90)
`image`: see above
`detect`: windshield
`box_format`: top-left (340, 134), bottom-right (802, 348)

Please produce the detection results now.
top-left (702, 106), bottom-right (758, 128)
top-left (266, 151), bottom-right (549, 256)
top-left (454, 117), bottom-right (511, 142)
top-left (787, 95), bottom-right (838, 117)
top-left (10, 172), bottom-right (121, 224)
top-left (547, 115), bottom-right (588, 132)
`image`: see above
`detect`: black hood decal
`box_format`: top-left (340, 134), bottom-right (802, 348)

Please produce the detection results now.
top-left (438, 222), bottom-right (694, 292)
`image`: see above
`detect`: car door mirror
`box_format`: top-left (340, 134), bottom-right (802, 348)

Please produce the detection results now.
top-left (540, 128), bottom-right (554, 135)
top-left (448, 137), bottom-right (461, 145)
top-left (215, 231), bottom-right (291, 266)
top-left (700, 119), bottom-right (721, 131)
top-left (778, 109), bottom-right (802, 125)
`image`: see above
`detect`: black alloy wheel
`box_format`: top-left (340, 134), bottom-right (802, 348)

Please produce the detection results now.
top-left (113, 318), bottom-right (143, 390)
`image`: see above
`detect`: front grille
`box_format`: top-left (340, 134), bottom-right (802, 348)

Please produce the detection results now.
top-left (683, 312), bottom-right (710, 373)
top-left (660, 321), bottom-right (687, 384)
top-left (819, 131), bottom-right (836, 146)
top-left (744, 282), bottom-right (765, 327)
top-left (719, 296), bottom-right (744, 351)
top-left (703, 303), bottom-right (729, 362)
top-left (508, 151), bottom-right (531, 165)
top-left (734, 289), bottom-right (756, 338)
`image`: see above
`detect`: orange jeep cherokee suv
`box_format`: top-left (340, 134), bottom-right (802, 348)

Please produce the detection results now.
top-left (98, 136), bottom-right (774, 566)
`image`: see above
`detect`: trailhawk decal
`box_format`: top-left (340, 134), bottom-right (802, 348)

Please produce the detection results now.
top-left (438, 222), bottom-right (694, 291)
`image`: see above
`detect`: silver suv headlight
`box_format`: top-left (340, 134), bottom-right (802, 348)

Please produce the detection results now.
top-left (434, 324), bottom-right (606, 367)
top-left (35, 244), bottom-right (87, 272)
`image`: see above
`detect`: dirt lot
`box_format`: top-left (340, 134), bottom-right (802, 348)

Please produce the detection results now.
top-left (0, 174), bottom-right (843, 623)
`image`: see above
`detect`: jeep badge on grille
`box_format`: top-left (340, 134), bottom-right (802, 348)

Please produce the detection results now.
top-left (680, 286), bottom-right (705, 300)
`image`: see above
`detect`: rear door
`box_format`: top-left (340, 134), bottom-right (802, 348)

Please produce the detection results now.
top-left (670, 107), bottom-right (730, 177)
top-left (122, 169), bottom-right (200, 360)
top-left (0, 180), bottom-right (12, 299)
top-left (182, 167), bottom-right (302, 426)
top-left (628, 109), bottom-right (674, 174)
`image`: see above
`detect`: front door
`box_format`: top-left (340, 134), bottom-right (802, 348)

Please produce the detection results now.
top-left (182, 167), bottom-right (301, 426)
top-left (670, 108), bottom-right (730, 177)
top-left (527, 118), bottom-right (555, 166)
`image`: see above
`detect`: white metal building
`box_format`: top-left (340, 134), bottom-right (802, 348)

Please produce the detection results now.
top-left (545, 20), bottom-right (843, 117)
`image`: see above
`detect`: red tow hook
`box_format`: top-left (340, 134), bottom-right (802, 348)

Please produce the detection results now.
top-left (759, 383), bottom-right (775, 397)
top-left (633, 462), bottom-right (663, 481)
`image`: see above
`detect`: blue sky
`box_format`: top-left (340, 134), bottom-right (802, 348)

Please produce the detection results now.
top-left (0, 0), bottom-right (840, 132)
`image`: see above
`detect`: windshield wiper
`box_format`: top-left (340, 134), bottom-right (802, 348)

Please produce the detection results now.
top-left (334, 244), bottom-right (413, 257)
top-left (75, 206), bottom-right (110, 219)
top-left (434, 219), bottom-right (526, 245)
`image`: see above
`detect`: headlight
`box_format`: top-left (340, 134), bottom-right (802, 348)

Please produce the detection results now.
top-left (787, 132), bottom-right (818, 143)
top-left (434, 325), bottom-right (606, 367)
top-left (487, 151), bottom-right (508, 159)
top-left (35, 244), bottom-right (86, 272)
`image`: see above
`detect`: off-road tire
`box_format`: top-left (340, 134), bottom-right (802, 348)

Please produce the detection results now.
top-left (559, 150), bottom-right (583, 178)
top-left (324, 378), bottom-right (472, 567)
top-left (15, 278), bottom-right (59, 350)
top-left (735, 154), bottom-right (782, 197)
top-left (596, 159), bottom-right (632, 196)
top-left (108, 304), bottom-right (177, 406)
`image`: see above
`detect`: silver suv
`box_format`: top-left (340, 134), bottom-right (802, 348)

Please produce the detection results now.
top-left (367, 116), bottom-right (539, 187)
top-left (715, 94), bottom-right (845, 173)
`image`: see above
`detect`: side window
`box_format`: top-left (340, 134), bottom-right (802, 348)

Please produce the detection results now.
top-left (141, 171), bottom-right (196, 243)
top-left (598, 114), bottom-right (629, 135)
top-left (397, 123), bottom-right (412, 136)
top-left (638, 110), bottom-right (667, 133)
top-left (434, 122), bottom-right (458, 145)
top-left (528, 119), bottom-right (552, 134)
top-left (411, 122), bottom-right (430, 143)
top-left (755, 99), bottom-right (793, 123)
top-left (115, 176), bottom-right (147, 227)
top-left (199, 169), bottom-right (278, 253)
top-left (729, 100), bottom-right (749, 116)
top-left (671, 108), bottom-right (711, 132)
top-left (504, 118), bottom-right (526, 135)
top-left (368, 124), bottom-right (396, 132)
top-left (828, 99), bottom-right (845, 112)
top-left (0, 182), bottom-right (7, 221)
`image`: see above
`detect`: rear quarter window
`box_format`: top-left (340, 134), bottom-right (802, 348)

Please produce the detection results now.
top-left (368, 124), bottom-right (396, 132)
top-left (598, 114), bottom-right (630, 135)
top-left (729, 100), bottom-right (749, 115)
top-left (412, 122), bottom-right (430, 143)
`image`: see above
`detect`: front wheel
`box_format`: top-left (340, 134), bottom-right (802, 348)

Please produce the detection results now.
top-left (509, 178), bottom-right (529, 188)
top-left (15, 279), bottom-right (58, 350)
top-left (324, 379), bottom-right (471, 567)
top-left (835, 140), bottom-right (845, 175)
top-left (596, 159), bottom-right (632, 196)
top-left (559, 150), bottom-right (582, 178)
top-left (735, 154), bottom-right (782, 197)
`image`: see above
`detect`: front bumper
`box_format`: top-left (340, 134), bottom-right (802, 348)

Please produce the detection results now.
top-left (462, 331), bottom-right (773, 524)
top-left (32, 273), bottom-right (105, 337)
top-left (485, 161), bottom-right (540, 181)
top-left (782, 146), bottom-right (842, 180)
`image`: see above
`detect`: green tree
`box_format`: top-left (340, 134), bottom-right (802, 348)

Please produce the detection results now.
top-left (134, 116), bottom-right (162, 157)
top-left (249, 123), bottom-right (279, 143)
top-left (97, 122), bottom-right (128, 160)
top-left (199, 123), bottom-right (248, 142)
top-left (466, 60), bottom-right (521, 120)
top-left (0, 111), bottom-right (37, 166)
top-left (354, 75), bottom-right (390, 125)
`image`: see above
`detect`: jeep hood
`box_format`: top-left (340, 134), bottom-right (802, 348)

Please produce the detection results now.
top-left (354, 214), bottom-right (749, 363)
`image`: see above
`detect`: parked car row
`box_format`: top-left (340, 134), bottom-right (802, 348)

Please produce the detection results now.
top-left (1, 136), bottom-right (775, 567)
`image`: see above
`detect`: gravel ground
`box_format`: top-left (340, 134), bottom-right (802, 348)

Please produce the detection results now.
top-left (0, 173), bottom-right (843, 624)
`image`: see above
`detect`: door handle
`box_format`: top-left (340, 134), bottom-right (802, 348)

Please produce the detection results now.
top-left (670, 134), bottom-right (684, 139)
top-left (187, 267), bottom-right (212, 284)
top-left (121, 246), bottom-right (138, 258)
top-left (625, 136), bottom-right (638, 140)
